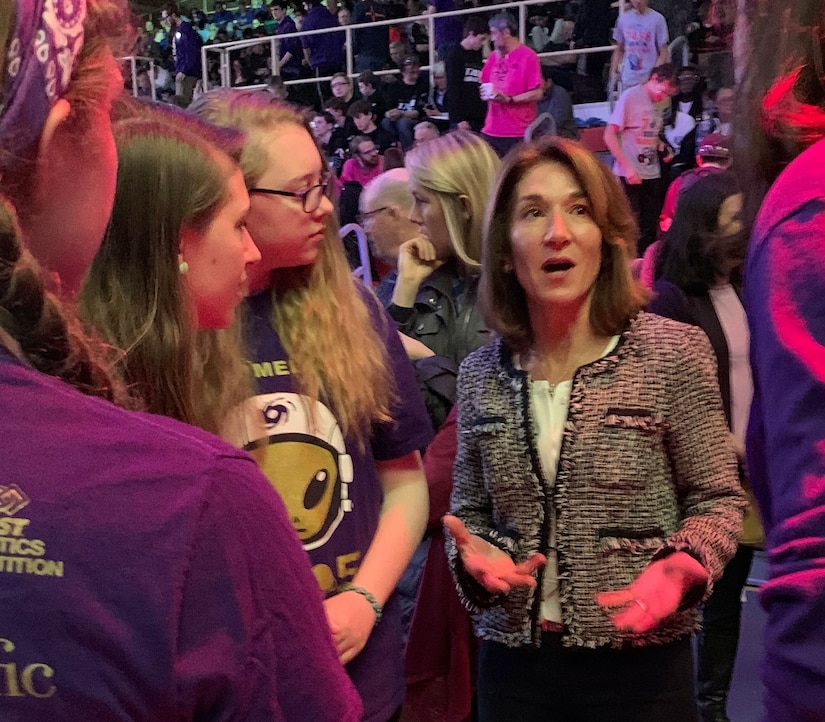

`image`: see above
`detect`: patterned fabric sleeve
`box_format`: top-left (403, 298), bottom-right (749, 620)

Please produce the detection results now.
top-left (659, 324), bottom-right (745, 595)
top-left (446, 351), bottom-right (508, 611)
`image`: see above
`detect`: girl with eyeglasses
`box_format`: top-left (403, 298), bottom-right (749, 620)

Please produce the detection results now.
top-left (191, 89), bottom-right (432, 722)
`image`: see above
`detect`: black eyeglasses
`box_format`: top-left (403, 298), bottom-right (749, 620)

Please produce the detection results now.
top-left (356, 205), bottom-right (389, 225)
top-left (249, 176), bottom-right (329, 213)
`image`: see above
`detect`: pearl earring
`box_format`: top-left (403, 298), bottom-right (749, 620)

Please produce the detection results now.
top-left (178, 258), bottom-right (189, 274)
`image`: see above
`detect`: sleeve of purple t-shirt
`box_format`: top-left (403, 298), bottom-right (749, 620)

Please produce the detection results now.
top-left (174, 455), bottom-right (363, 721)
top-left (745, 197), bottom-right (825, 720)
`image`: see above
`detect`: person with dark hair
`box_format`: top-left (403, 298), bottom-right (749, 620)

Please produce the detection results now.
top-left (479, 12), bottom-right (543, 158)
top-left (301, 0), bottom-right (345, 103)
top-left (357, 70), bottom-right (389, 119)
top-left (445, 137), bottom-right (743, 722)
top-left (444, 15), bottom-right (489, 132)
top-left (349, 100), bottom-right (397, 152)
top-left (735, 2), bottom-right (825, 719)
top-left (270, 0), bottom-right (303, 79)
top-left (162, 1), bottom-right (203, 105)
top-left (342, 135), bottom-right (384, 185)
top-left (382, 55), bottom-right (430, 150)
top-left (664, 66), bottom-right (710, 177)
top-left (537, 66), bottom-right (580, 140)
top-left (604, 63), bottom-right (678, 254)
top-left (648, 169), bottom-right (758, 722)
top-left (0, 1), bottom-right (362, 719)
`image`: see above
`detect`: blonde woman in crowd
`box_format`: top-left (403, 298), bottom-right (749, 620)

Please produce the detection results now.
top-left (387, 130), bottom-right (499, 363)
top-left (0, 0), bottom-right (361, 718)
top-left (191, 89), bottom-right (432, 722)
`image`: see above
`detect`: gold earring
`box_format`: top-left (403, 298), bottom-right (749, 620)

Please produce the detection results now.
top-left (178, 257), bottom-right (189, 274)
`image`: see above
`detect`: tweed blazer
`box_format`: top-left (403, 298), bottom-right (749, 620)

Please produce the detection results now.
top-left (447, 311), bottom-right (745, 649)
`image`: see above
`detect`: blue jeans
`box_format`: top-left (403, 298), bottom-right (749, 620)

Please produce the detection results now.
top-left (381, 116), bottom-right (415, 150)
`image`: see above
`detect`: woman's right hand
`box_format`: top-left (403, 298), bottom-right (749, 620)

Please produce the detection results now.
top-left (443, 515), bottom-right (546, 595)
top-left (391, 236), bottom-right (444, 307)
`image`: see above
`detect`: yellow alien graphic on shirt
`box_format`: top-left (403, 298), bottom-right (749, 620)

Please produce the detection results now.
top-left (244, 392), bottom-right (353, 551)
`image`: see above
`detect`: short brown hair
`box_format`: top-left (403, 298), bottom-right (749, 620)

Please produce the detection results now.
top-left (480, 137), bottom-right (649, 352)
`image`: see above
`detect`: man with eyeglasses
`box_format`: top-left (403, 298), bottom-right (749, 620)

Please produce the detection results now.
top-left (359, 168), bottom-right (421, 304)
top-left (341, 136), bottom-right (384, 187)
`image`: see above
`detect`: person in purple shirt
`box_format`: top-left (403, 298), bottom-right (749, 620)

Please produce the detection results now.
top-left (302, 0), bottom-right (345, 104)
top-left (271, 0), bottom-right (303, 78)
top-left (162, 2), bottom-right (203, 106)
top-left (191, 91), bottom-right (433, 722)
top-left (0, 1), bottom-right (362, 720)
top-left (737, 1), bottom-right (825, 719)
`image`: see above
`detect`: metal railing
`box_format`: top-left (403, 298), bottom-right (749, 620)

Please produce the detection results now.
top-left (121, 55), bottom-right (158, 98)
top-left (201, 0), bottom-right (617, 92)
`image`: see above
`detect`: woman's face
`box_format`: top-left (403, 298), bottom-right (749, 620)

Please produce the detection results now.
top-left (509, 161), bottom-right (603, 314)
top-left (711, 191), bottom-right (746, 274)
top-left (181, 169), bottom-right (260, 329)
top-left (245, 125), bottom-right (334, 289)
top-left (409, 183), bottom-right (454, 259)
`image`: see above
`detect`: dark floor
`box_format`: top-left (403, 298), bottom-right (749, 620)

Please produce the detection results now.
top-left (726, 551), bottom-right (768, 721)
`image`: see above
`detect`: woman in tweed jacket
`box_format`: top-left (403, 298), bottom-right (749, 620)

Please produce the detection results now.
top-left (444, 138), bottom-right (744, 722)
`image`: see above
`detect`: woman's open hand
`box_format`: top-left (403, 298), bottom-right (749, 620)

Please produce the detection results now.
top-left (595, 552), bottom-right (709, 632)
top-left (444, 515), bottom-right (546, 595)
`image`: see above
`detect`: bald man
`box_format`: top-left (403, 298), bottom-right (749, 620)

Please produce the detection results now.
top-left (359, 168), bottom-right (421, 306)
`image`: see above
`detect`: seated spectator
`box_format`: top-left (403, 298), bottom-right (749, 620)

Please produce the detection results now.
top-left (312, 109), bottom-right (349, 173)
top-left (382, 55), bottom-right (430, 149)
top-left (427, 0), bottom-right (463, 61)
top-left (232, 58), bottom-right (251, 86)
top-left (529, 13), bottom-right (550, 52)
top-left (665, 66), bottom-right (711, 177)
top-left (389, 39), bottom-right (410, 70)
top-left (425, 62), bottom-right (448, 116)
top-left (348, 100), bottom-right (398, 152)
top-left (323, 96), bottom-right (353, 137)
top-left (537, 66), bottom-right (579, 139)
top-left (357, 70), bottom-right (389, 119)
top-left (235, 1), bottom-right (257, 27)
top-left (331, 71), bottom-right (358, 107)
top-left (413, 120), bottom-right (440, 145)
top-left (360, 168), bottom-right (421, 299)
top-left (211, 0), bottom-right (234, 27)
top-left (267, 75), bottom-right (290, 100)
top-left (341, 136), bottom-right (384, 186)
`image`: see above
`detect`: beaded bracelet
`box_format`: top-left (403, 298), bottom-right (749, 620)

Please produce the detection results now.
top-left (338, 582), bottom-right (383, 625)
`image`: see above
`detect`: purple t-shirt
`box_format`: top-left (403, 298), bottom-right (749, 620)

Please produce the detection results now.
top-left (745, 136), bottom-right (825, 721)
top-left (0, 348), bottom-right (362, 721)
top-left (242, 288), bottom-right (433, 722)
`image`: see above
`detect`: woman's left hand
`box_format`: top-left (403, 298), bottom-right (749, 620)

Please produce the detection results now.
top-left (595, 552), bottom-right (709, 632)
top-left (323, 590), bottom-right (377, 665)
